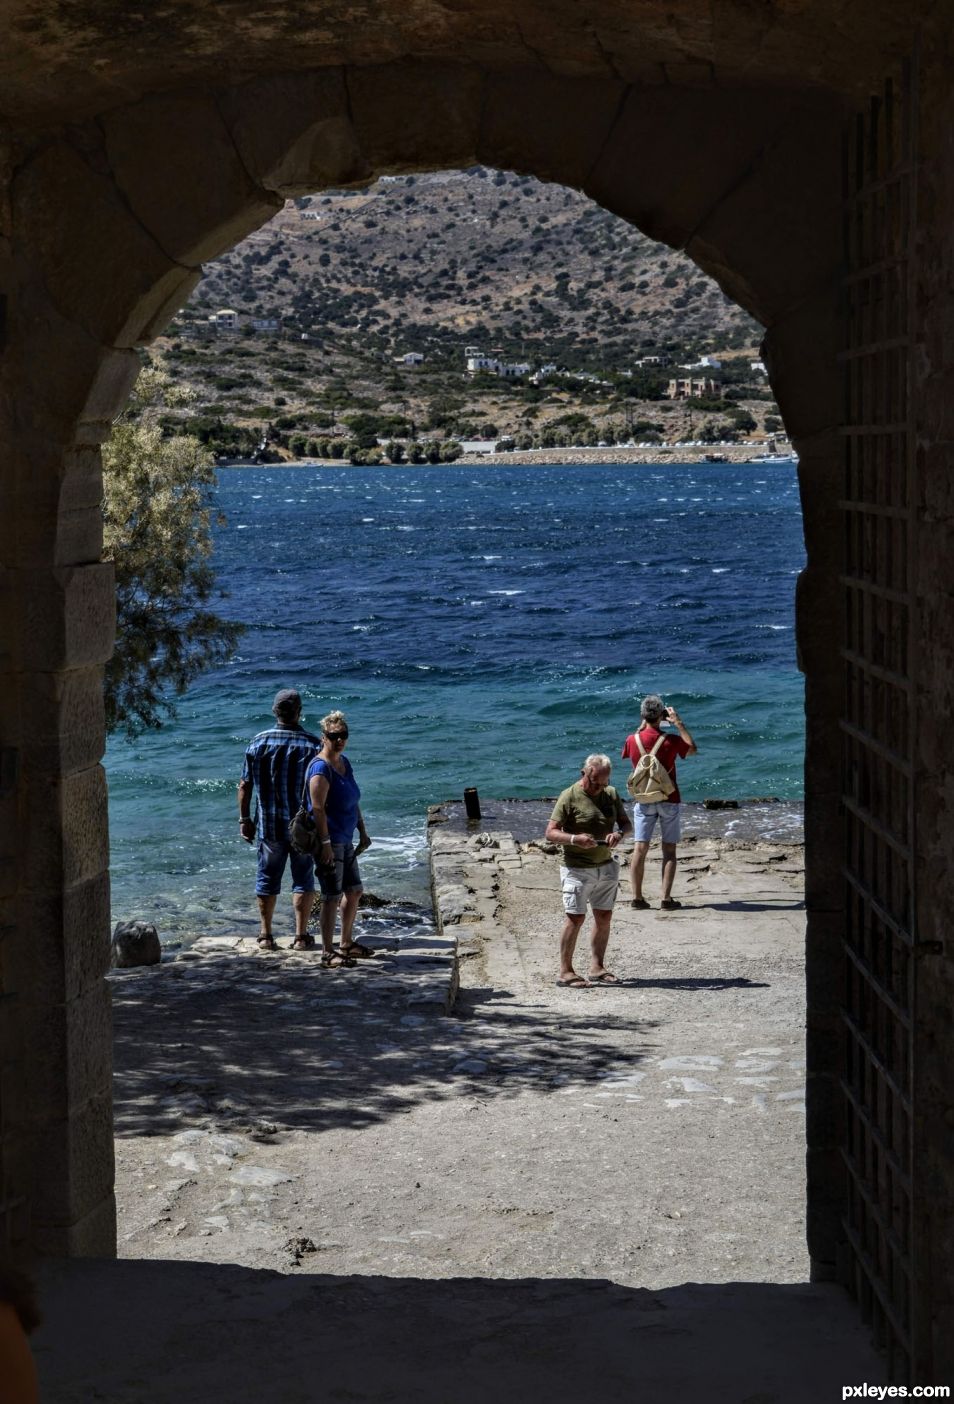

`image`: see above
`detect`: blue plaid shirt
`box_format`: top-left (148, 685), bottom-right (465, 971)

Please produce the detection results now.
top-left (241, 725), bottom-right (320, 842)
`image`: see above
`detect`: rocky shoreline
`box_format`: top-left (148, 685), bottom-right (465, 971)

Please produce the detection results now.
top-left (225, 445), bottom-right (795, 470)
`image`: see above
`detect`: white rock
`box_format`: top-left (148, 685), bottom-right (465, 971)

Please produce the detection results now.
top-left (229, 1166), bottom-right (294, 1188)
top-left (166, 1152), bottom-right (200, 1172)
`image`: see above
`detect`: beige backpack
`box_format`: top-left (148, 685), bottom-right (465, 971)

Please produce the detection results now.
top-left (626, 733), bottom-right (676, 804)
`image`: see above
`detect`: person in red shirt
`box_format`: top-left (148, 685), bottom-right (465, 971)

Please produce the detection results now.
top-left (621, 694), bottom-right (698, 910)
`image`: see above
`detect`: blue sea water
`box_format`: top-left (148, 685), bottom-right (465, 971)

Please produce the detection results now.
top-left (106, 461), bottom-right (806, 939)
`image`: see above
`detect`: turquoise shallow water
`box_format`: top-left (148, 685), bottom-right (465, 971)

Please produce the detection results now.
top-left (105, 461), bottom-right (806, 939)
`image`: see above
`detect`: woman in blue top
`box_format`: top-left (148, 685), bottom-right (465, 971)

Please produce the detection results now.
top-left (306, 710), bottom-right (372, 966)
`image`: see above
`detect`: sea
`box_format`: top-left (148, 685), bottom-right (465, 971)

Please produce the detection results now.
top-left (105, 461), bottom-right (806, 942)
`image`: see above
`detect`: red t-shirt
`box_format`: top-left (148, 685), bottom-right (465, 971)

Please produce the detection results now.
top-left (621, 725), bottom-right (691, 803)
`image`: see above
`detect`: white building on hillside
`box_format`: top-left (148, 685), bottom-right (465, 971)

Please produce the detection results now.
top-left (466, 350), bottom-right (499, 374)
top-left (465, 348), bottom-right (531, 379)
top-left (395, 351), bottom-right (425, 366)
top-left (208, 308), bottom-right (239, 331)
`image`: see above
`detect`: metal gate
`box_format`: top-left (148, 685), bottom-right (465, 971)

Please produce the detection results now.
top-left (840, 58), bottom-right (917, 1380)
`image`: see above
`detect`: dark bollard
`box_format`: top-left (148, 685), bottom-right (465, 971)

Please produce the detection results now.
top-left (463, 787), bottom-right (482, 821)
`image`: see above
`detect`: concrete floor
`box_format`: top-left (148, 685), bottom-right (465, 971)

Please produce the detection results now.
top-left (34, 1257), bottom-right (884, 1403)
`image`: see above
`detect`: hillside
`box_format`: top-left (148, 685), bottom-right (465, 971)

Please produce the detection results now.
top-left (155, 168), bottom-right (776, 457)
top-left (194, 168), bottom-right (757, 361)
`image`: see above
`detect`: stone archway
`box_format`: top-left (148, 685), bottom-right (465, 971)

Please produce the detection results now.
top-left (1, 8), bottom-right (952, 1381)
top-left (2, 46), bottom-right (845, 1260)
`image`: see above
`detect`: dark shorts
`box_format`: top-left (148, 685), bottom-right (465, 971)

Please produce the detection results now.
top-left (256, 838), bottom-right (317, 897)
top-left (316, 842), bottom-right (363, 901)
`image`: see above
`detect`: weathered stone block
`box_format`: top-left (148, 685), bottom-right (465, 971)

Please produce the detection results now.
top-left (29, 1093), bottom-right (115, 1234)
top-left (52, 505), bottom-right (103, 570)
top-left (9, 873), bottom-right (112, 1005)
top-left (794, 433), bottom-right (841, 567)
top-left (19, 668), bottom-right (107, 775)
top-left (59, 448), bottom-right (104, 513)
top-left (479, 70), bottom-right (624, 188)
top-left (18, 983), bottom-right (113, 1117)
top-left (102, 93), bottom-right (280, 267)
top-left (222, 69), bottom-right (367, 195)
top-left (76, 348), bottom-right (142, 426)
top-left (348, 62), bottom-right (482, 173)
top-left (796, 565), bottom-right (842, 677)
top-left (3, 440), bottom-right (105, 569)
top-left (2, 278), bottom-right (137, 445)
top-left (22, 765), bottom-right (110, 891)
top-left (687, 95), bottom-right (842, 324)
top-left (806, 1141), bottom-right (844, 1239)
top-left (17, 563), bottom-right (115, 671)
top-left (138, 267), bottom-right (203, 342)
top-left (761, 289), bottom-right (841, 439)
top-left (586, 86), bottom-right (798, 250)
top-left (32, 1191), bottom-right (116, 1258)
top-left (11, 143), bottom-right (191, 347)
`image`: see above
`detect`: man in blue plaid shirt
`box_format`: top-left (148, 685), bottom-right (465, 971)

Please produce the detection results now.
top-left (238, 689), bottom-right (320, 949)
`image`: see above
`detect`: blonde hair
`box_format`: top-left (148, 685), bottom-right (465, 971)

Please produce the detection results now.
top-left (321, 709), bottom-right (348, 735)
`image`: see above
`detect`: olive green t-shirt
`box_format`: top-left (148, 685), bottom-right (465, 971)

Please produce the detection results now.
top-left (549, 782), bottom-right (628, 867)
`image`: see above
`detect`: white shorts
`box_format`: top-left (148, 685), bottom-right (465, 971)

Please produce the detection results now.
top-left (560, 859), bottom-right (620, 915)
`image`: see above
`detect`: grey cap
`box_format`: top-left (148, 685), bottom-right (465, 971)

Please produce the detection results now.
top-left (272, 688), bottom-right (302, 717)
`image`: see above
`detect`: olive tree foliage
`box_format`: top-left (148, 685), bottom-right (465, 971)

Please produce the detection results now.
top-left (102, 365), bottom-right (242, 736)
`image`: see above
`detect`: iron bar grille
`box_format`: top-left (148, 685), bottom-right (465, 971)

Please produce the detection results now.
top-left (839, 59), bottom-right (917, 1380)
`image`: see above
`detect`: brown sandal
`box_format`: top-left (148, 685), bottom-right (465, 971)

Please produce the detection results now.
top-left (320, 949), bottom-right (355, 968)
top-left (291, 936), bottom-right (316, 950)
top-left (257, 935), bottom-right (277, 950)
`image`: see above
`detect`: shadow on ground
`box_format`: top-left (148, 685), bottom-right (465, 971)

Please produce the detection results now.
top-left (111, 958), bottom-right (667, 1138)
top-left (699, 900), bottom-right (806, 912)
top-left (33, 1258), bottom-right (885, 1404)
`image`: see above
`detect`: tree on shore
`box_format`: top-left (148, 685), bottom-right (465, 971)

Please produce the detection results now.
top-left (102, 364), bottom-right (242, 737)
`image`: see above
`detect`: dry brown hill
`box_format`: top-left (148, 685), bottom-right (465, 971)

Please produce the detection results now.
top-left (155, 168), bottom-right (774, 456)
top-left (189, 168), bottom-right (759, 367)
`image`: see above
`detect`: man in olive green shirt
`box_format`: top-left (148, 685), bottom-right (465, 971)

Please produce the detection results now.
top-left (545, 753), bottom-right (632, 987)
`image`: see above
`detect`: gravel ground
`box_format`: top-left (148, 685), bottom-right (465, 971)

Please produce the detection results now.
top-left (108, 833), bottom-right (809, 1286)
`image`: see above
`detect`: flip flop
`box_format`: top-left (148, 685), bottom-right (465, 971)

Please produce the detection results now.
top-left (555, 975), bottom-right (591, 988)
top-left (588, 971), bottom-right (618, 984)
top-left (256, 935), bottom-right (277, 950)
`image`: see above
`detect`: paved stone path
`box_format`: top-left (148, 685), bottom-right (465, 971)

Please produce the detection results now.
top-left (32, 823), bottom-right (887, 1400)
